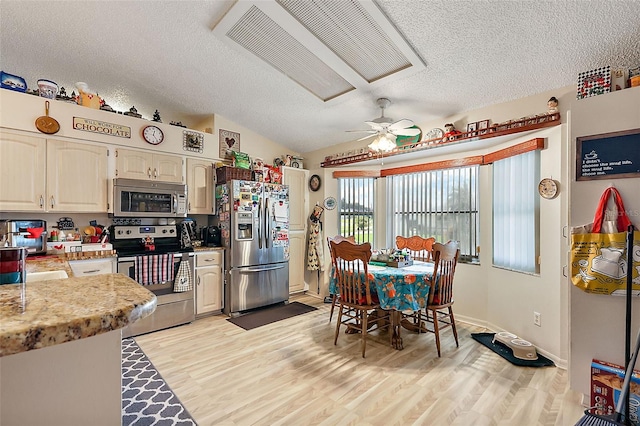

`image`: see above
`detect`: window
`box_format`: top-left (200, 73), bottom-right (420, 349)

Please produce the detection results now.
top-left (338, 177), bottom-right (375, 244)
top-left (492, 150), bottom-right (540, 273)
top-left (389, 166), bottom-right (479, 260)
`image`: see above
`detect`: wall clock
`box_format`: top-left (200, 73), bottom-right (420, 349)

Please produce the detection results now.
top-left (142, 125), bottom-right (164, 145)
top-left (309, 174), bottom-right (321, 192)
top-left (538, 178), bottom-right (559, 199)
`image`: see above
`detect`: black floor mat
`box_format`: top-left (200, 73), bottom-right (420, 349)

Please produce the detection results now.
top-left (226, 302), bottom-right (317, 330)
top-left (471, 332), bottom-right (555, 367)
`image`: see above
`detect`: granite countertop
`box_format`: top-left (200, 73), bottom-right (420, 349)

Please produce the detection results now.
top-left (25, 255), bottom-right (75, 277)
top-left (0, 274), bottom-right (156, 357)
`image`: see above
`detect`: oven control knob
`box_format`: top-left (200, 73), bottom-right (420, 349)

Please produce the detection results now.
top-left (126, 230), bottom-right (132, 235)
top-left (162, 229), bottom-right (168, 234)
top-left (169, 229), bottom-right (175, 233)
top-left (116, 230), bottom-right (123, 235)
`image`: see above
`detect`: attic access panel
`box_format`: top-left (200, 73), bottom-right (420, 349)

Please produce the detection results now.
top-left (212, 0), bottom-right (425, 102)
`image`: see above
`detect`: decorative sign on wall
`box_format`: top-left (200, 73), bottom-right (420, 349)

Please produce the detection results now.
top-left (73, 117), bottom-right (131, 138)
top-left (183, 130), bottom-right (204, 153)
top-left (219, 129), bottom-right (240, 158)
top-left (576, 128), bottom-right (640, 181)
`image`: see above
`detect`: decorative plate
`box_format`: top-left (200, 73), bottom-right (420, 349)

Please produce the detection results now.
top-left (309, 174), bottom-right (321, 192)
top-left (424, 128), bottom-right (444, 142)
top-left (323, 196), bottom-right (337, 210)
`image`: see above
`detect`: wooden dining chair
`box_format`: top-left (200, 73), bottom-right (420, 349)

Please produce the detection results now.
top-left (330, 240), bottom-right (391, 357)
top-left (326, 235), bottom-right (356, 323)
top-left (411, 241), bottom-right (460, 357)
top-left (395, 235), bottom-right (436, 261)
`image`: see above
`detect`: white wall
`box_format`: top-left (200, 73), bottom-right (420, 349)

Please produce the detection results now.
top-left (569, 86), bottom-right (640, 396)
top-left (304, 86), bottom-right (574, 364)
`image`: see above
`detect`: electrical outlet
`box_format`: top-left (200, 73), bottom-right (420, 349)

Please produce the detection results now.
top-left (534, 311), bottom-right (541, 327)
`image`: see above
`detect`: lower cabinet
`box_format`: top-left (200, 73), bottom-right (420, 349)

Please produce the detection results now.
top-left (68, 258), bottom-right (116, 277)
top-left (195, 251), bottom-right (223, 316)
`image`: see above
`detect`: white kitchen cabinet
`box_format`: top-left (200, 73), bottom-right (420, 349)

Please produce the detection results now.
top-left (0, 132), bottom-right (47, 211)
top-left (46, 140), bottom-right (108, 212)
top-left (282, 166), bottom-right (309, 293)
top-left (0, 132), bottom-right (108, 212)
top-left (68, 258), bottom-right (116, 277)
top-left (195, 250), bottom-right (223, 316)
top-left (187, 158), bottom-right (213, 214)
top-left (115, 148), bottom-right (183, 183)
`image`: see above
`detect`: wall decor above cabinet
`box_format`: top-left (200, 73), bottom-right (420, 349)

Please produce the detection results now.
top-left (73, 117), bottom-right (131, 138)
top-left (183, 130), bottom-right (204, 153)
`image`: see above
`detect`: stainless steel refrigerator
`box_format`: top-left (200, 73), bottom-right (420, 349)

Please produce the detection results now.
top-left (216, 180), bottom-right (290, 316)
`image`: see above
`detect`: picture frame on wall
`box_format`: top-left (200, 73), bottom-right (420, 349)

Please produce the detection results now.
top-left (219, 129), bottom-right (240, 158)
top-left (466, 122), bottom-right (478, 137)
top-left (183, 130), bottom-right (204, 153)
top-left (478, 119), bottom-right (490, 135)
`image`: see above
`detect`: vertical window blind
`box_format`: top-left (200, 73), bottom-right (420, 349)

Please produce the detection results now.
top-left (492, 150), bottom-right (540, 273)
top-left (338, 177), bottom-right (376, 244)
top-left (389, 166), bottom-right (479, 260)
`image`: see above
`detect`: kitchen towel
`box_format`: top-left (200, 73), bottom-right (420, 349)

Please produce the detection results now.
top-left (174, 258), bottom-right (193, 292)
top-left (135, 254), bottom-right (174, 286)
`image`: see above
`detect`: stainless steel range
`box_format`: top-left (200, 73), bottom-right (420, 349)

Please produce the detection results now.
top-left (111, 224), bottom-right (194, 337)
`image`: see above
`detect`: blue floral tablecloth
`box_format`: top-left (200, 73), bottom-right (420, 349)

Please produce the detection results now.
top-left (329, 262), bottom-right (434, 312)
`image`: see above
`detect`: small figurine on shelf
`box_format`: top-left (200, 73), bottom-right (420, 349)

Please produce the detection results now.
top-left (75, 82), bottom-right (102, 109)
top-left (152, 110), bottom-right (162, 122)
top-left (547, 96), bottom-right (559, 114)
top-left (442, 123), bottom-right (462, 142)
top-left (124, 106), bottom-right (142, 118)
top-left (170, 121), bottom-right (186, 127)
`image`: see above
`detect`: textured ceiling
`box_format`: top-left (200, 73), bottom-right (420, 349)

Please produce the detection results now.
top-left (1, 1), bottom-right (639, 154)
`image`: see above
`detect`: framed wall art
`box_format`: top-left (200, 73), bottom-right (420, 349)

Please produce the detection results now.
top-left (576, 128), bottom-right (640, 181)
top-left (478, 119), bottom-right (490, 135)
top-left (183, 130), bottom-right (203, 153)
top-left (466, 122), bottom-right (478, 137)
top-left (577, 66), bottom-right (611, 100)
top-left (219, 129), bottom-right (240, 158)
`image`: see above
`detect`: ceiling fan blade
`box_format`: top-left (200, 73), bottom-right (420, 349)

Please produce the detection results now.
top-left (357, 133), bottom-right (377, 141)
top-left (364, 121), bottom-right (386, 131)
top-left (391, 127), bottom-right (421, 137)
top-left (346, 129), bottom-right (376, 134)
top-left (388, 119), bottom-right (414, 131)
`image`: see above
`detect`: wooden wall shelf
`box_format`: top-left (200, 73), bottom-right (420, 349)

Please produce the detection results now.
top-left (320, 113), bottom-right (561, 168)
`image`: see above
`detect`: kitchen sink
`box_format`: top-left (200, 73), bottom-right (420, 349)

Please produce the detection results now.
top-left (26, 270), bottom-right (69, 282)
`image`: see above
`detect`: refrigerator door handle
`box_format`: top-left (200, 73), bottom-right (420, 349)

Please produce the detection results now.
top-left (264, 197), bottom-right (270, 249)
top-left (239, 264), bottom-right (286, 272)
top-left (257, 198), bottom-right (262, 249)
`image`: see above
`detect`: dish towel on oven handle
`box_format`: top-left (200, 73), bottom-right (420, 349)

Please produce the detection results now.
top-left (174, 255), bottom-right (193, 292)
top-left (135, 254), bottom-right (175, 286)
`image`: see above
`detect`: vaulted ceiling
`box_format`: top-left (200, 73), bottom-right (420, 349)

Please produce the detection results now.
top-left (2, 1), bottom-right (639, 154)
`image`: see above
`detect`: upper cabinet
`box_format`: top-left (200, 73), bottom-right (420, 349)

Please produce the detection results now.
top-left (0, 131), bottom-right (108, 212)
top-left (186, 158), bottom-right (214, 214)
top-left (0, 132), bottom-right (47, 211)
top-left (282, 166), bottom-right (309, 231)
top-left (115, 148), bottom-right (184, 183)
top-left (46, 140), bottom-right (108, 212)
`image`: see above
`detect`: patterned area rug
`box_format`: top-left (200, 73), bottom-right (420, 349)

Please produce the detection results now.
top-left (122, 338), bottom-right (197, 425)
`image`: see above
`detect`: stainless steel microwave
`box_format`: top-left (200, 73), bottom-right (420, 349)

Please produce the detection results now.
top-left (112, 178), bottom-right (187, 218)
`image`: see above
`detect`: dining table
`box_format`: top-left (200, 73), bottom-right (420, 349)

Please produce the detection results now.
top-left (329, 260), bottom-right (435, 350)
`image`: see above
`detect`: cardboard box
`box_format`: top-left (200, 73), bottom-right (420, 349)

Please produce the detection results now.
top-left (591, 359), bottom-right (640, 424)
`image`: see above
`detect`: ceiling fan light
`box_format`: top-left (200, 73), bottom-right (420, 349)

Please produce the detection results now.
top-left (369, 133), bottom-right (396, 152)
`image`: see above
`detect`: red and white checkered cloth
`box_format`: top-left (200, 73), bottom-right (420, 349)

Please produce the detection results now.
top-left (134, 254), bottom-right (174, 285)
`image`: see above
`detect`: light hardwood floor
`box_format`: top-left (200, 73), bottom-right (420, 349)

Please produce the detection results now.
top-left (134, 294), bottom-right (586, 425)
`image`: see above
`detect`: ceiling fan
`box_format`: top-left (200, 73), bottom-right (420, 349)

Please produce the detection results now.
top-left (348, 98), bottom-right (420, 152)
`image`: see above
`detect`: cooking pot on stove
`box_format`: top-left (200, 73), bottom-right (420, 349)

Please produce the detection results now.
top-left (203, 226), bottom-right (221, 247)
